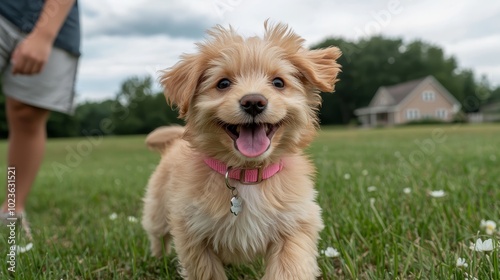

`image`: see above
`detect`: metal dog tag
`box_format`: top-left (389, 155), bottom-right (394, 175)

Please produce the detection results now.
top-left (230, 196), bottom-right (242, 216)
top-left (226, 167), bottom-right (243, 216)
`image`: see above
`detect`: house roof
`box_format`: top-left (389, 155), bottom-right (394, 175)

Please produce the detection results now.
top-left (381, 76), bottom-right (428, 106)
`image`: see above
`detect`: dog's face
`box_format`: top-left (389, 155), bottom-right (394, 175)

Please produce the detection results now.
top-left (161, 22), bottom-right (341, 167)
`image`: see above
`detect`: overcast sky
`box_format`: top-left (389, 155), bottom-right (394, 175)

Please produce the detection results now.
top-left (77, 0), bottom-right (500, 102)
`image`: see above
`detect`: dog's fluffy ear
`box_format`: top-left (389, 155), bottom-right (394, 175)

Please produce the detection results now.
top-left (292, 47), bottom-right (342, 93)
top-left (263, 21), bottom-right (341, 93)
top-left (160, 54), bottom-right (202, 118)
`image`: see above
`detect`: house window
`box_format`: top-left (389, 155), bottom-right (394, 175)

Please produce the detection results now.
top-left (422, 91), bottom-right (435, 101)
top-left (406, 109), bottom-right (420, 120)
top-left (436, 109), bottom-right (447, 119)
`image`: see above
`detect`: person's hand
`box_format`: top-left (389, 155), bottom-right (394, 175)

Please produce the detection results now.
top-left (11, 31), bottom-right (54, 75)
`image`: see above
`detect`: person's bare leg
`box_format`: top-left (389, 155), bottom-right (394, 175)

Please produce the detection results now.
top-left (1, 97), bottom-right (50, 213)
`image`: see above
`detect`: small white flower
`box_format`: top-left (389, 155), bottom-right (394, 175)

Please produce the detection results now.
top-left (109, 213), bottom-right (118, 220)
top-left (323, 247), bottom-right (340, 258)
top-left (128, 216), bottom-right (138, 223)
top-left (403, 187), bottom-right (411, 194)
top-left (480, 220), bottom-right (497, 235)
top-left (429, 190), bottom-right (446, 198)
top-left (369, 198), bottom-right (376, 206)
top-left (16, 243), bottom-right (34, 253)
top-left (456, 257), bottom-right (468, 268)
top-left (362, 169), bottom-right (369, 176)
top-left (469, 238), bottom-right (494, 252)
top-left (343, 173), bottom-right (351, 180)
top-left (367, 186), bottom-right (377, 192)
top-left (464, 272), bottom-right (479, 280)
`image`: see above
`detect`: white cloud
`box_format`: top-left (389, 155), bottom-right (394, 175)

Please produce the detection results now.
top-left (77, 34), bottom-right (197, 101)
top-left (445, 35), bottom-right (500, 66)
top-left (76, 0), bottom-right (500, 102)
top-left (444, 34), bottom-right (500, 82)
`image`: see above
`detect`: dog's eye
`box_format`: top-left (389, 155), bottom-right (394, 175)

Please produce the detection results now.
top-left (272, 78), bottom-right (284, 88)
top-left (217, 79), bottom-right (231, 90)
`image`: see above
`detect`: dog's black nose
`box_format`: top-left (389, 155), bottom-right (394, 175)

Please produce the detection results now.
top-left (240, 94), bottom-right (268, 117)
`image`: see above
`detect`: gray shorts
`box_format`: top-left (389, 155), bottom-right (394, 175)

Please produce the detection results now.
top-left (0, 15), bottom-right (78, 115)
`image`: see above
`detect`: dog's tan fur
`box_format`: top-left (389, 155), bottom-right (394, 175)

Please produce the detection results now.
top-left (142, 21), bottom-right (341, 280)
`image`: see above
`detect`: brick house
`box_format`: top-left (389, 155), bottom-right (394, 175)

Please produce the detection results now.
top-left (354, 76), bottom-right (461, 127)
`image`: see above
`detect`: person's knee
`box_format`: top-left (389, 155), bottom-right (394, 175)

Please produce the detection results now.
top-left (7, 99), bottom-right (50, 133)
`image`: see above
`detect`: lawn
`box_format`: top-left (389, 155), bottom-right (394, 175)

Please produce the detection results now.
top-left (1, 124), bottom-right (499, 279)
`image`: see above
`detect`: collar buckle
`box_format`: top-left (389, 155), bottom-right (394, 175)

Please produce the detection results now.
top-left (239, 166), bottom-right (263, 185)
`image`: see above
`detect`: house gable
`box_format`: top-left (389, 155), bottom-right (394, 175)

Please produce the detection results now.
top-left (427, 76), bottom-right (461, 110)
top-left (369, 88), bottom-right (395, 107)
top-left (397, 77), bottom-right (458, 122)
top-left (396, 76), bottom-right (461, 110)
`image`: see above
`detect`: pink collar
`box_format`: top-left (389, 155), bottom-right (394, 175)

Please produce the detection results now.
top-left (204, 158), bottom-right (283, 184)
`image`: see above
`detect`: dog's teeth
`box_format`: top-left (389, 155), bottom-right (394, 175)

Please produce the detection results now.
top-left (236, 126), bottom-right (240, 134)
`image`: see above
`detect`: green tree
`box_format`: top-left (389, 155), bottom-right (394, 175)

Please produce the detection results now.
top-left (314, 36), bottom-right (407, 124)
top-left (112, 76), bottom-right (182, 135)
top-left (75, 99), bottom-right (115, 135)
top-left (46, 112), bottom-right (79, 137)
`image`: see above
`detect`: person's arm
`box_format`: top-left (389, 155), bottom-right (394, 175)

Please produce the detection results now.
top-left (11, 0), bottom-right (77, 75)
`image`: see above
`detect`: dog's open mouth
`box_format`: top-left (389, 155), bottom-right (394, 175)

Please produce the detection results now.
top-left (223, 122), bottom-right (280, 158)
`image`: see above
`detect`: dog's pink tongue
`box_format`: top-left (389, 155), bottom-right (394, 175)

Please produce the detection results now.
top-left (236, 124), bottom-right (270, 158)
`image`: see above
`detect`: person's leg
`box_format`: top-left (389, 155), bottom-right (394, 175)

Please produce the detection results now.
top-left (1, 97), bottom-right (50, 213)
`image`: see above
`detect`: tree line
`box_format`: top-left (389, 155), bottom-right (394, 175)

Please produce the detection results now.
top-left (0, 35), bottom-right (499, 138)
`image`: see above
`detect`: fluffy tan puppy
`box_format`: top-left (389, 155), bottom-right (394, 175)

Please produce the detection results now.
top-left (142, 21), bottom-right (341, 280)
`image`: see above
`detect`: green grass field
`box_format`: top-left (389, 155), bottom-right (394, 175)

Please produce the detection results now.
top-left (1, 124), bottom-right (499, 279)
